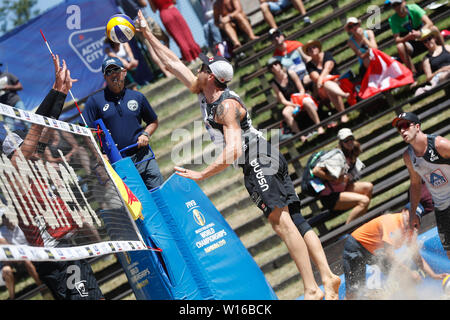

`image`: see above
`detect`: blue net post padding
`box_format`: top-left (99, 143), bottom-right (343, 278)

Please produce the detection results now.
top-left (94, 119), bottom-right (277, 300)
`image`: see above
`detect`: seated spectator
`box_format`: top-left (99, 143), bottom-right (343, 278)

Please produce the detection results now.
top-left (304, 39), bottom-right (351, 123)
top-left (345, 17), bottom-right (378, 79)
top-left (260, 0), bottom-right (311, 30)
top-left (0, 209), bottom-right (43, 300)
top-left (311, 129), bottom-right (372, 224)
top-left (269, 28), bottom-right (311, 87)
top-left (388, 0), bottom-right (445, 80)
top-left (267, 58), bottom-right (324, 141)
top-left (105, 38), bottom-right (139, 71)
top-left (414, 28), bottom-right (450, 96)
top-left (213, 0), bottom-right (258, 49)
top-left (200, 0), bottom-right (224, 55)
top-left (342, 203), bottom-right (447, 300)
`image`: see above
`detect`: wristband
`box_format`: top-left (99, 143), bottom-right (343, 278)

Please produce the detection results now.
top-left (141, 131), bottom-right (150, 138)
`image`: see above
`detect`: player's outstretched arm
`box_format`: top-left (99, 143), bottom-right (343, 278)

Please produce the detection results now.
top-left (135, 10), bottom-right (196, 91)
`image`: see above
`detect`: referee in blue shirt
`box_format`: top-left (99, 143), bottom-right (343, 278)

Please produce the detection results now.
top-left (82, 57), bottom-right (163, 190)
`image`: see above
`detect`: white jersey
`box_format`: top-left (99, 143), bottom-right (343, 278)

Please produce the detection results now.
top-left (407, 135), bottom-right (450, 210)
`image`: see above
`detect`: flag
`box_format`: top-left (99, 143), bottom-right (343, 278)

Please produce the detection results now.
top-left (358, 48), bottom-right (414, 99)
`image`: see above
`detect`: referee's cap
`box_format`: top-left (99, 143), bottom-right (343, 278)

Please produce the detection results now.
top-left (199, 53), bottom-right (234, 84)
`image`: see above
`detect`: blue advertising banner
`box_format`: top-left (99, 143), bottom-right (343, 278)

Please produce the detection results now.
top-left (0, 0), bottom-right (120, 111)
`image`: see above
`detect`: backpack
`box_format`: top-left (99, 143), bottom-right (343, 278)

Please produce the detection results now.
top-left (301, 150), bottom-right (328, 197)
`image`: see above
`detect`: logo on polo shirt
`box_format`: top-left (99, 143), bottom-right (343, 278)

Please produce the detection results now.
top-left (127, 100), bottom-right (138, 111)
top-left (103, 104), bottom-right (109, 111)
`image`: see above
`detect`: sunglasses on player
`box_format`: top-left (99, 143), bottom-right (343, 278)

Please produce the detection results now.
top-left (105, 67), bottom-right (123, 76)
top-left (396, 121), bottom-right (414, 131)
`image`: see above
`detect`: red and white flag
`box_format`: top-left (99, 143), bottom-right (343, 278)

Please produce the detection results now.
top-left (358, 48), bottom-right (414, 99)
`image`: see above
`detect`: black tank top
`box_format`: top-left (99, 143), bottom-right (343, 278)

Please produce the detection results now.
top-left (427, 46), bottom-right (450, 73)
top-left (272, 73), bottom-right (297, 100)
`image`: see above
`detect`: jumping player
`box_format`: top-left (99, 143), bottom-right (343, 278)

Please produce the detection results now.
top-left (135, 10), bottom-right (341, 300)
top-left (392, 112), bottom-right (450, 259)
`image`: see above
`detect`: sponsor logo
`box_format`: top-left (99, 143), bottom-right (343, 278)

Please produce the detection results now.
top-left (250, 159), bottom-right (269, 192)
top-left (127, 100), bottom-right (138, 111)
top-left (426, 169), bottom-right (448, 188)
top-left (103, 103), bottom-right (110, 112)
top-left (68, 27), bottom-right (107, 73)
top-left (193, 209), bottom-right (206, 226)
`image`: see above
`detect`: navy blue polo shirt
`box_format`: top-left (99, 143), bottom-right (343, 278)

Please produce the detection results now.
top-left (82, 87), bottom-right (157, 152)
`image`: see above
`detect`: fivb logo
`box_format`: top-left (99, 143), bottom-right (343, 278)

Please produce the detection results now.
top-left (66, 5), bottom-right (106, 73)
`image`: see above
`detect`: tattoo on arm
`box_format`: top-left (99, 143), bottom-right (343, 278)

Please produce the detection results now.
top-left (234, 106), bottom-right (241, 127)
top-left (215, 102), bottom-right (226, 122)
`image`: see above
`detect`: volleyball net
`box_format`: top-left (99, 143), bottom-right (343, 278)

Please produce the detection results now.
top-left (0, 103), bottom-right (147, 261)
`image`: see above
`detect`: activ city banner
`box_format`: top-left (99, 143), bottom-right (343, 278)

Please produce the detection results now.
top-left (0, 0), bottom-right (120, 111)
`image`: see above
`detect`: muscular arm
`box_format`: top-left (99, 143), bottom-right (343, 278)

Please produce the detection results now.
top-left (435, 136), bottom-right (450, 158)
top-left (135, 10), bottom-right (197, 91)
top-left (175, 99), bottom-right (243, 180)
top-left (403, 150), bottom-right (422, 228)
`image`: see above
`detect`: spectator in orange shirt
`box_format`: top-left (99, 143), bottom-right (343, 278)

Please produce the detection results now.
top-left (342, 203), bottom-right (447, 299)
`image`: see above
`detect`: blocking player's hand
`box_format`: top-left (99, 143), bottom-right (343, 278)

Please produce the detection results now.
top-left (137, 134), bottom-right (149, 148)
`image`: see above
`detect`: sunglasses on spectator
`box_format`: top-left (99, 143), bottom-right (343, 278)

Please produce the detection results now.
top-left (422, 37), bottom-right (433, 43)
top-left (396, 121), bottom-right (414, 131)
top-left (342, 137), bottom-right (354, 143)
top-left (392, 2), bottom-right (401, 7)
top-left (347, 23), bottom-right (358, 29)
top-left (105, 67), bottom-right (122, 76)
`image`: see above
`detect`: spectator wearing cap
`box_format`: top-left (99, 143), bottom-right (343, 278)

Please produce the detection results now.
top-left (136, 15), bottom-right (343, 299)
top-left (82, 57), bottom-right (163, 190)
top-left (260, 0), bottom-right (310, 30)
top-left (345, 17), bottom-right (377, 77)
top-left (388, 0), bottom-right (445, 79)
top-left (267, 57), bottom-right (324, 141)
top-left (213, 0), bottom-right (258, 50)
top-left (414, 28), bottom-right (450, 96)
top-left (312, 128), bottom-right (372, 224)
top-left (342, 202), bottom-right (448, 300)
top-left (304, 39), bottom-right (352, 123)
top-left (269, 28), bottom-right (311, 87)
top-left (392, 112), bottom-right (450, 259)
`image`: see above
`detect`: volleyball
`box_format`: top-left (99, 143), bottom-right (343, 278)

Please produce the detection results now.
top-left (106, 14), bottom-right (136, 43)
top-left (443, 275), bottom-right (450, 295)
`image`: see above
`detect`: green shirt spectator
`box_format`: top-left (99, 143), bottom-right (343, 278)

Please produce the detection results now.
top-left (389, 3), bottom-right (425, 35)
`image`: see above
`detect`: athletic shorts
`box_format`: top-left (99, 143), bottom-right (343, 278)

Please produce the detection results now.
top-left (319, 192), bottom-right (341, 211)
top-left (243, 139), bottom-right (301, 216)
top-left (34, 259), bottom-right (103, 300)
top-left (268, 0), bottom-right (291, 13)
top-left (435, 206), bottom-right (450, 251)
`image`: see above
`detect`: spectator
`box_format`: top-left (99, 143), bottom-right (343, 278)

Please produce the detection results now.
top-left (1, 54), bottom-right (104, 300)
top-left (267, 58), bottom-right (324, 142)
top-left (269, 28), bottom-right (311, 87)
top-left (342, 203), bottom-right (447, 300)
top-left (388, 0), bottom-right (445, 80)
top-left (304, 39), bottom-right (351, 123)
top-left (0, 66), bottom-right (24, 110)
top-left (148, 0), bottom-right (201, 63)
top-left (345, 17), bottom-right (378, 79)
top-left (213, 0), bottom-right (258, 49)
top-left (392, 112), bottom-right (450, 259)
top-left (0, 209), bottom-right (42, 300)
top-left (414, 28), bottom-right (450, 96)
top-left (260, 0), bottom-right (311, 29)
top-left (105, 38), bottom-right (139, 89)
top-left (200, 0), bottom-right (224, 55)
top-left (82, 57), bottom-right (164, 190)
top-left (311, 129), bottom-right (372, 224)
top-left (116, 0), bottom-right (172, 77)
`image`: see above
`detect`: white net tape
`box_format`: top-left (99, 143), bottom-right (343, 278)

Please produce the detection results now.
top-left (0, 103), bottom-right (146, 261)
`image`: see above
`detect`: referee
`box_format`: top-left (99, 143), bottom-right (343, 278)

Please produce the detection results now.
top-left (82, 57), bottom-right (163, 190)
